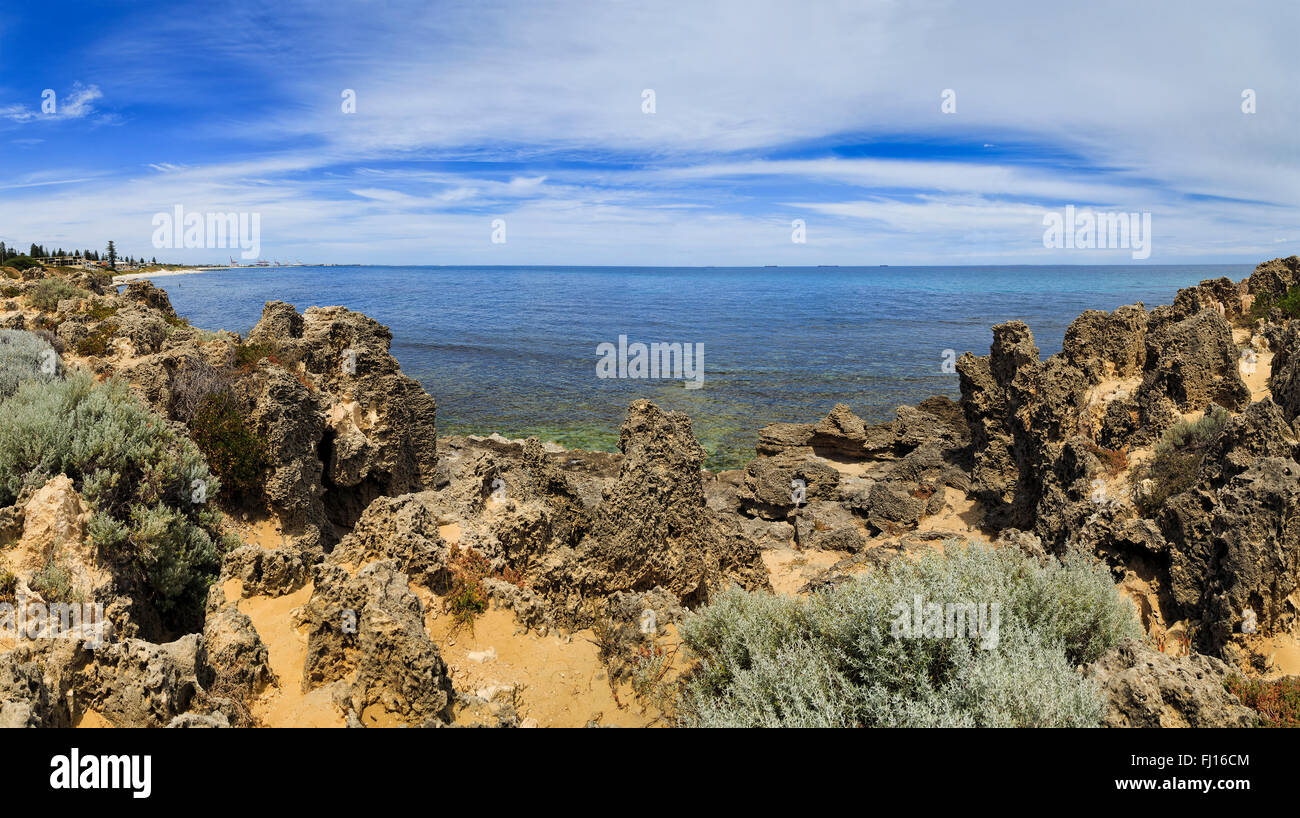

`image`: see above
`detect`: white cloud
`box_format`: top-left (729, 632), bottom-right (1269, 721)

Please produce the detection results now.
top-left (6, 0), bottom-right (1298, 264)
top-left (1, 83), bottom-right (103, 123)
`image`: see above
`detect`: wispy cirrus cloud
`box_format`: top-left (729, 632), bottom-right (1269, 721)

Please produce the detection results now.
top-left (0, 82), bottom-right (104, 123)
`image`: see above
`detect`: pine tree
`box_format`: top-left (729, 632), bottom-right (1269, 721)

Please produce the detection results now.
top-left (106, 241), bottom-right (117, 270)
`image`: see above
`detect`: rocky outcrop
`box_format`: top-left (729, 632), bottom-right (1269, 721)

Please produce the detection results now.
top-left (737, 448), bottom-right (840, 520)
top-left (756, 422), bottom-right (813, 456)
top-left (1245, 255), bottom-right (1300, 299)
top-left (199, 604), bottom-right (273, 698)
top-left (1063, 303), bottom-right (1148, 381)
top-left (809, 403), bottom-right (870, 458)
top-left (1136, 309), bottom-right (1250, 413)
top-left (120, 280), bottom-right (178, 318)
top-left (958, 322), bottom-right (1092, 536)
top-left (298, 560), bottom-right (453, 726)
top-left (1088, 640), bottom-right (1256, 728)
top-left (1268, 322), bottom-right (1300, 422)
top-left (327, 493), bottom-right (452, 588)
top-left (0, 635), bottom-right (202, 728)
top-left (250, 302), bottom-right (439, 520)
top-left (249, 363), bottom-right (329, 555)
top-left (1161, 457), bottom-right (1300, 651)
top-left (218, 544), bottom-right (309, 598)
top-left (572, 400), bottom-right (769, 609)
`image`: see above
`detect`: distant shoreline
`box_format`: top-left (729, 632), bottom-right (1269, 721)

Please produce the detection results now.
top-left (112, 267), bottom-right (231, 284)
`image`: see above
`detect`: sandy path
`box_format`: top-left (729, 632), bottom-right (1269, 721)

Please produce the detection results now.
top-left (224, 579), bottom-right (345, 728)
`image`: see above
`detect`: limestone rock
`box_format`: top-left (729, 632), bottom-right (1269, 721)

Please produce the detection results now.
top-left (1088, 640), bottom-right (1256, 728)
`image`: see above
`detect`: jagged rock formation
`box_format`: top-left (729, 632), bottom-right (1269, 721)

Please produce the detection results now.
top-left (0, 636), bottom-right (203, 728)
top-left (1137, 309), bottom-right (1250, 412)
top-left (298, 559), bottom-right (454, 726)
top-left (573, 400), bottom-right (768, 606)
top-left (1088, 640), bottom-right (1257, 728)
top-left (1245, 255), bottom-right (1300, 299)
top-left (3, 256), bottom-right (1299, 727)
top-left (199, 604), bottom-right (273, 698)
top-left (247, 301), bottom-right (439, 544)
top-left (1267, 322), bottom-right (1300, 421)
top-left (1163, 457), bottom-right (1300, 651)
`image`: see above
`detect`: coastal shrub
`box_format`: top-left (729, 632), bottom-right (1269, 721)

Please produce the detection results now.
top-left (677, 544), bottom-right (1141, 728)
top-left (189, 391), bottom-right (268, 501)
top-left (1, 285), bottom-right (19, 298)
top-left (72, 323), bottom-right (117, 357)
top-left (170, 357), bottom-right (234, 423)
top-left (0, 373), bottom-right (234, 621)
top-left (127, 503), bottom-right (222, 608)
top-left (630, 641), bottom-right (680, 714)
top-left (6, 256), bottom-right (40, 272)
top-left (1133, 406), bottom-right (1230, 514)
top-left (234, 340), bottom-right (279, 370)
top-left (1250, 284), bottom-right (1300, 322)
top-left (0, 329), bottom-right (62, 399)
top-left (1226, 675), bottom-right (1300, 728)
top-left (27, 277), bottom-right (88, 312)
top-left (81, 301), bottom-right (119, 321)
top-left (29, 557), bottom-right (79, 604)
top-left (444, 544), bottom-right (490, 629)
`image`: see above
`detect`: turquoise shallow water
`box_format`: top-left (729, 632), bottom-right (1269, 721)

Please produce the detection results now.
top-left (158, 264), bottom-right (1253, 468)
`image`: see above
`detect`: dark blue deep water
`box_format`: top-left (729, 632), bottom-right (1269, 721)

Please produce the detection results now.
top-left (156, 264), bottom-right (1252, 468)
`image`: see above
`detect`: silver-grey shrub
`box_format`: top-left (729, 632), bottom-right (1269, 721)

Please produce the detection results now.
top-left (678, 544), bottom-right (1142, 728)
top-left (0, 372), bottom-right (236, 622)
top-left (0, 329), bottom-right (62, 399)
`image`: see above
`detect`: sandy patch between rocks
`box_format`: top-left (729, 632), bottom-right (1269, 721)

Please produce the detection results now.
top-left (224, 578), bottom-right (345, 728)
top-left (427, 605), bottom-right (675, 728)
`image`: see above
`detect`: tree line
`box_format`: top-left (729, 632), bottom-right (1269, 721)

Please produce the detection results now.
top-left (0, 240), bottom-right (157, 269)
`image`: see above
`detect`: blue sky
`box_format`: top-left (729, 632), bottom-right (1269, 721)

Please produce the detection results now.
top-left (0, 0), bottom-right (1296, 265)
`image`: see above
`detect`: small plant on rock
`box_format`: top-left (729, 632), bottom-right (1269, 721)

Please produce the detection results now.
top-left (73, 323), bottom-right (118, 357)
top-left (1226, 675), bottom-right (1300, 728)
top-left (444, 544), bottom-right (490, 630)
top-left (26, 278), bottom-right (88, 313)
top-left (189, 391), bottom-right (268, 501)
top-left (1132, 406), bottom-right (1229, 514)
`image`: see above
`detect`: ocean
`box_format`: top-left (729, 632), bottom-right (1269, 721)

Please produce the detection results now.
top-left (158, 264), bottom-right (1254, 469)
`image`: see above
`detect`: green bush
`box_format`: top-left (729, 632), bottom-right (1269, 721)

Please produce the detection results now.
top-left (72, 323), bottom-right (117, 357)
top-left (1251, 284), bottom-right (1300, 322)
top-left (189, 391), bottom-right (268, 501)
top-left (1133, 406), bottom-right (1229, 513)
top-left (0, 329), bottom-right (62, 399)
top-left (26, 277), bottom-right (88, 313)
top-left (81, 302), bottom-right (119, 321)
top-left (30, 558), bottom-right (79, 604)
top-left (0, 373), bottom-right (235, 621)
top-left (677, 544), bottom-right (1141, 728)
top-left (6, 256), bottom-right (40, 272)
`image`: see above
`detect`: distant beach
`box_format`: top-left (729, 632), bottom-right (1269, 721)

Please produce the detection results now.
top-left (112, 267), bottom-right (231, 284)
